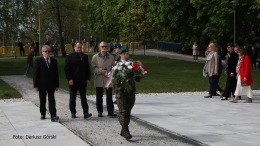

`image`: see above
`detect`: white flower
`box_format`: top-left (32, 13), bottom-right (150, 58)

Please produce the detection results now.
top-left (113, 66), bottom-right (118, 70)
top-left (119, 62), bottom-right (123, 66)
top-left (127, 65), bottom-right (132, 69)
top-left (118, 66), bottom-right (122, 70)
top-left (125, 62), bottom-right (131, 66)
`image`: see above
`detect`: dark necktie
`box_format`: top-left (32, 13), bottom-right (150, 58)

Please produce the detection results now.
top-left (102, 54), bottom-right (106, 59)
top-left (46, 58), bottom-right (50, 68)
top-left (79, 53), bottom-right (81, 58)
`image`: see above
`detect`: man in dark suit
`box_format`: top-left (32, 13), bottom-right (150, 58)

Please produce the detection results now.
top-left (33, 45), bottom-right (59, 122)
top-left (64, 41), bottom-right (92, 119)
top-left (221, 42), bottom-right (238, 100)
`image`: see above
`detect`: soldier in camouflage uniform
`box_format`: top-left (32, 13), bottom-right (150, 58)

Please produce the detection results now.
top-left (114, 46), bottom-right (139, 140)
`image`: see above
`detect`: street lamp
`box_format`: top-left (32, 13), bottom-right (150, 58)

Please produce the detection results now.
top-left (131, 12), bottom-right (135, 55)
top-left (83, 26), bottom-right (86, 40)
top-left (230, 0), bottom-right (239, 45)
top-left (79, 26), bottom-right (81, 41)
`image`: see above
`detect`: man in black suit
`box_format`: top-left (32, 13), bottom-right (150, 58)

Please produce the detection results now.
top-left (33, 45), bottom-right (59, 122)
top-left (64, 41), bottom-right (92, 119)
top-left (221, 42), bottom-right (238, 100)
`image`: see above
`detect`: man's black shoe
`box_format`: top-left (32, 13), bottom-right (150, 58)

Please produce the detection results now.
top-left (84, 113), bottom-right (92, 119)
top-left (51, 116), bottom-right (59, 122)
top-left (108, 113), bottom-right (117, 117)
top-left (40, 115), bottom-right (45, 120)
top-left (98, 112), bottom-right (103, 117)
top-left (71, 114), bottom-right (77, 118)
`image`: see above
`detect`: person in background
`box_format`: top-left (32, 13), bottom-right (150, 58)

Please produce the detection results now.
top-left (109, 41), bottom-right (114, 54)
top-left (230, 47), bottom-right (253, 103)
top-left (18, 40), bottom-right (25, 56)
top-left (203, 43), bottom-right (224, 98)
top-left (94, 38), bottom-right (98, 52)
top-left (35, 40), bottom-right (39, 57)
top-left (221, 42), bottom-right (238, 100)
top-left (25, 49), bottom-right (34, 74)
top-left (192, 42), bottom-right (199, 62)
top-left (250, 46), bottom-right (257, 69)
top-left (89, 38), bottom-right (94, 52)
top-left (256, 53), bottom-right (260, 69)
top-left (45, 39), bottom-right (50, 46)
top-left (71, 39), bottom-right (75, 53)
top-left (113, 43), bottom-right (122, 104)
top-left (212, 44), bottom-right (222, 96)
top-left (53, 41), bottom-right (59, 57)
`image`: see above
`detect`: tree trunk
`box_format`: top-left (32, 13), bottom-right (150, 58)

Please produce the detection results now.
top-left (55, 0), bottom-right (66, 57)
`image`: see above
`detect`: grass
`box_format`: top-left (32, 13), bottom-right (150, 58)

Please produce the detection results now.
top-left (0, 78), bottom-right (22, 99)
top-left (0, 54), bottom-right (259, 96)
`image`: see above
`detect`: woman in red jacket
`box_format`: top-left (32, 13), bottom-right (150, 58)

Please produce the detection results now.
top-left (230, 47), bottom-right (253, 103)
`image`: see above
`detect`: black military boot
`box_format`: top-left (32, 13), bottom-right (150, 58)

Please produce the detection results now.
top-left (126, 125), bottom-right (132, 138)
top-left (121, 125), bottom-right (132, 140)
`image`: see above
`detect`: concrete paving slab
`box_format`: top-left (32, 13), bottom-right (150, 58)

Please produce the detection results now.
top-left (0, 122), bottom-right (14, 131)
top-left (0, 111), bottom-right (5, 117)
top-left (95, 92), bottom-right (260, 146)
top-left (0, 116), bottom-right (9, 123)
top-left (0, 139), bottom-right (26, 146)
top-left (12, 120), bottom-right (63, 130)
top-left (0, 129), bottom-right (18, 140)
top-left (0, 102), bottom-right (89, 146)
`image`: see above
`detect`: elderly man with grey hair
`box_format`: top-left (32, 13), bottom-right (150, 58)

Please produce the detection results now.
top-left (91, 41), bottom-right (117, 117)
top-left (33, 45), bottom-right (59, 122)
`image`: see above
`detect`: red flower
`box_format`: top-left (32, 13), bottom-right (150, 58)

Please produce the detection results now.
top-left (134, 66), bottom-right (139, 70)
top-left (133, 63), bottom-right (138, 67)
top-left (144, 69), bottom-right (147, 71)
top-left (141, 65), bottom-right (145, 68)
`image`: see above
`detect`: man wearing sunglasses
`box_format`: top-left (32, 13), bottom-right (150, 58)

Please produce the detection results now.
top-left (91, 41), bottom-right (117, 117)
top-left (33, 45), bottom-right (59, 122)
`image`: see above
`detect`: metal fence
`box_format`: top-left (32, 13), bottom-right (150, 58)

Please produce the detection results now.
top-left (157, 41), bottom-right (182, 53)
top-left (0, 42), bottom-right (146, 57)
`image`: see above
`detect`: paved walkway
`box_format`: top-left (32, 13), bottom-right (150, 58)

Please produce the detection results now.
top-left (90, 92), bottom-right (260, 146)
top-left (0, 102), bottom-right (88, 146)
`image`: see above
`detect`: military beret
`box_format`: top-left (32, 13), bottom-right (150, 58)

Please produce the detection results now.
top-left (114, 44), bottom-right (122, 49)
top-left (234, 44), bottom-right (238, 47)
top-left (119, 46), bottom-right (129, 54)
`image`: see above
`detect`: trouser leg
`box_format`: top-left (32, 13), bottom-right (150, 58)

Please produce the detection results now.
top-left (223, 75), bottom-right (233, 97)
top-left (47, 89), bottom-right (56, 117)
top-left (79, 86), bottom-right (89, 114)
top-left (96, 87), bottom-right (103, 114)
top-left (39, 90), bottom-right (47, 115)
top-left (105, 87), bottom-right (114, 113)
top-left (69, 86), bottom-right (77, 115)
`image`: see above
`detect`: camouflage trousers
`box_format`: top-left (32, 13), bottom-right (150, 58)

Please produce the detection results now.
top-left (115, 89), bottom-right (136, 126)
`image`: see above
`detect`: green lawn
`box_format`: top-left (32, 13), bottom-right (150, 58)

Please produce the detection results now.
top-left (0, 78), bottom-right (22, 99)
top-left (0, 55), bottom-right (259, 96)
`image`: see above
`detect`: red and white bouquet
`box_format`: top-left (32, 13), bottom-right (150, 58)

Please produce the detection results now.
top-left (105, 60), bottom-right (147, 93)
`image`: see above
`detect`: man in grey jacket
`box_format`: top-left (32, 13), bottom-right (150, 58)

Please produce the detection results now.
top-left (91, 41), bottom-right (117, 117)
